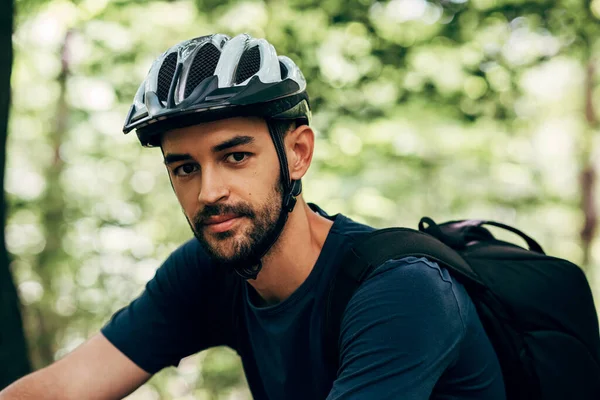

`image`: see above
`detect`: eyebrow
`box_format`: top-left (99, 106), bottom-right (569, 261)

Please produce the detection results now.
top-left (212, 135), bottom-right (255, 153)
top-left (163, 135), bottom-right (256, 166)
top-left (163, 153), bottom-right (193, 166)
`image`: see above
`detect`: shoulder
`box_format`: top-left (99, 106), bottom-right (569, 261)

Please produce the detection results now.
top-left (331, 257), bottom-right (473, 397)
top-left (157, 238), bottom-right (216, 280)
top-left (351, 256), bottom-right (462, 298)
top-left (341, 256), bottom-right (468, 344)
top-left (164, 238), bottom-right (208, 268)
top-left (362, 256), bottom-right (459, 298)
top-left (329, 214), bottom-right (376, 243)
top-left (149, 238), bottom-right (237, 302)
top-left (101, 240), bottom-right (239, 373)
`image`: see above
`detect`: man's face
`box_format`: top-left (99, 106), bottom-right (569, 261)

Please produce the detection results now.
top-left (161, 117), bottom-right (284, 269)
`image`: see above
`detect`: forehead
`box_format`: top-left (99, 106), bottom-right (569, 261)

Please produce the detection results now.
top-left (160, 116), bottom-right (269, 151)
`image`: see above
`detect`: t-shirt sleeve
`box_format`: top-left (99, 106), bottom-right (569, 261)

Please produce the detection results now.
top-left (326, 257), bottom-right (466, 400)
top-left (101, 239), bottom-right (239, 374)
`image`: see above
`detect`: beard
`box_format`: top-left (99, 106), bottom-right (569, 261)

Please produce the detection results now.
top-left (188, 181), bottom-right (284, 271)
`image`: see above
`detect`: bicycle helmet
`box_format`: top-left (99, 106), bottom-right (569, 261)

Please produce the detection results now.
top-left (122, 33), bottom-right (311, 280)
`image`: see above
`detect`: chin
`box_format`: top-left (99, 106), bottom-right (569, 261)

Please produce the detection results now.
top-left (198, 231), bottom-right (244, 260)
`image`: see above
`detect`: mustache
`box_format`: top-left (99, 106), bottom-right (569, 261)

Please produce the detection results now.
top-left (193, 203), bottom-right (256, 225)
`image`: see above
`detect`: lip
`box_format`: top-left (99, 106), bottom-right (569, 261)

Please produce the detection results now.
top-left (203, 215), bottom-right (241, 233)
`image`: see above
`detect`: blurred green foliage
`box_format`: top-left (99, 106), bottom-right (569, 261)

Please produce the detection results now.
top-left (6, 0), bottom-right (600, 398)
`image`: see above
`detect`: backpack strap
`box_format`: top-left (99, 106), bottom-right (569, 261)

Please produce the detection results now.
top-left (419, 217), bottom-right (545, 254)
top-left (323, 228), bottom-right (483, 372)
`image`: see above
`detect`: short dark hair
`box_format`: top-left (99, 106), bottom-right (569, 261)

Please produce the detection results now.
top-left (267, 119), bottom-right (297, 137)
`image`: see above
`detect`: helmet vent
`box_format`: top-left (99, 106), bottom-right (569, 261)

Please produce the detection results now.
top-left (184, 43), bottom-right (221, 98)
top-left (279, 61), bottom-right (288, 79)
top-left (157, 52), bottom-right (178, 102)
top-left (235, 46), bottom-right (261, 84)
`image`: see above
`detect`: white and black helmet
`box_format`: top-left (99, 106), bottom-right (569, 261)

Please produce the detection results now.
top-left (123, 33), bottom-right (311, 147)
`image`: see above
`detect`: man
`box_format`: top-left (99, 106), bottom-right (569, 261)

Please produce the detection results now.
top-left (0, 34), bottom-right (505, 399)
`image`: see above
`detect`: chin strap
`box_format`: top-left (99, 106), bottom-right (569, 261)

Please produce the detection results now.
top-left (233, 119), bottom-right (302, 280)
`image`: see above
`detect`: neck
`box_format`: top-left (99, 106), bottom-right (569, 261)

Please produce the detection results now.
top-left (247, 200), bottom-right (334, 305)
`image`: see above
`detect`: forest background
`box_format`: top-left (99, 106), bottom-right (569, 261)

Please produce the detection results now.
top-left (1, 0), bottom-right (600, 398)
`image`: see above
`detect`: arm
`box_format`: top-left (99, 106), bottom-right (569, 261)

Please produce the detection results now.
top-left (327, 257), bottom-right (465, 400)
top-left (0, 333), bottom-right (150, 400)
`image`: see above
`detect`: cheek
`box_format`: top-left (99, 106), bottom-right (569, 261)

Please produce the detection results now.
top-left (171, 179), bottom-right (201, 211)
top-left (241, 167), bottom-right (275, 199)
top-left (225, 164), bottom-right (260, 193)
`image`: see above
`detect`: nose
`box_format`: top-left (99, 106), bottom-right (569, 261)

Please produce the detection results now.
top-left (197, 167), bottom-right (229, 205)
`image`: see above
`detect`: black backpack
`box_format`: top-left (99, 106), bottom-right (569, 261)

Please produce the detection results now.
top-left (324, 217), bottom-right (600, 400)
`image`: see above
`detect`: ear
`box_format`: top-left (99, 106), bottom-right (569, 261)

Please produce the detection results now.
top-left (285, 124), bottom-right (314, 181)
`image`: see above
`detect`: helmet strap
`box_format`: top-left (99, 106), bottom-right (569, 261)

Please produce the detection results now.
top-left (232, 119), bottom-right (301, 280)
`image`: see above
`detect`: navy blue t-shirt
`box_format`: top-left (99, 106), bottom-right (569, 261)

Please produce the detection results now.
top-left (102, 208), bottom-right (506, 399)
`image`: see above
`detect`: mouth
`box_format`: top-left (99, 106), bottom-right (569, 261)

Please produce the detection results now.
top-left (203, 214), bottom-right (242, 234)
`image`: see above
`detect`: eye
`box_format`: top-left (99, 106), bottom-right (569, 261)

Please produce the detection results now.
top-left (225, 152), bottom-right (250, 164)
top-left (173, 163), bottom-right (199, 177)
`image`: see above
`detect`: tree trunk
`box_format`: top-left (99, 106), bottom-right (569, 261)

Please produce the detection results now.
top-left (26, 29), bottom-right (73, 369)
top-left (581, 59), bottom-right (598, 268)
top-left (0, 0), bottom-right (32, 389)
